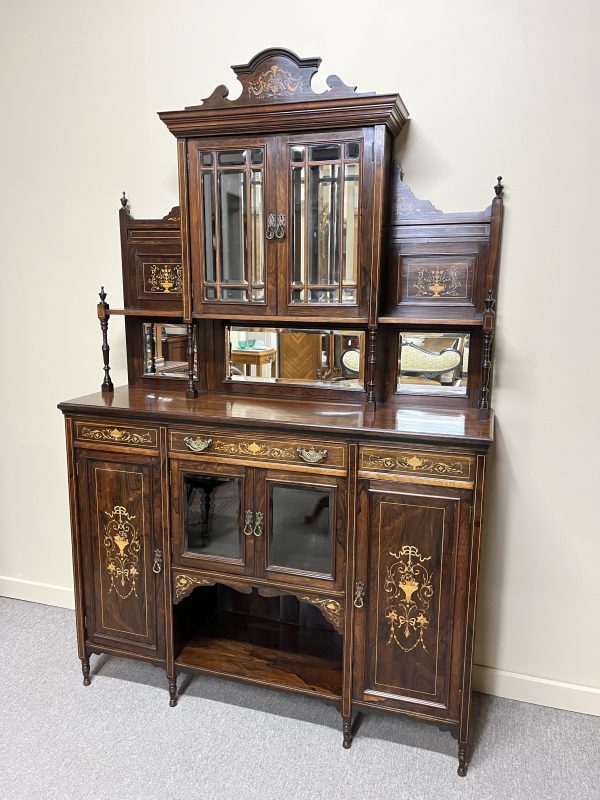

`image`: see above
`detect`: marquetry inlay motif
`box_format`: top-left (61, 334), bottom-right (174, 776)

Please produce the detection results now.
top-left (384, 545), bottom-right (433, 652)
top-left (143, 262), bottom-right (182, 294)
top-left (80, 426), bottom-right (154, 446)
top-left (361, 449), bottom-right (472, 480)
top-left (297, 596), bottom-right (343, 633)
top-left (414, 266), bottom-right (461, 298)
top-left (248, 65), bottom-right (301, 99)
top-left (213, 439), bottom-right (297, 460)
top-left (104, 505), bottom-right (141, 600)
top-left (173, 574), bottom-right (215, 602)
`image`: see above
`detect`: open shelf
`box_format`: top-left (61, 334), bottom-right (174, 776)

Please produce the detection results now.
top-left (176, 610), bottom-right (343, 700)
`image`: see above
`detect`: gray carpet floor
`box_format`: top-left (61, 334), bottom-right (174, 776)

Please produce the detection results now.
top-left (0, 597), bottom-right (598, 800)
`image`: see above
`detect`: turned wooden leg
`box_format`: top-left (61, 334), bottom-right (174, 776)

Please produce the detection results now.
top-left (81, 657), bottom-right (91, 686)
top-left (342, 715), bottom-right (353, 749)
top-left (457, 742), bottom-right (468, 777)
top-left (168, 677), bottom-right (178, 707)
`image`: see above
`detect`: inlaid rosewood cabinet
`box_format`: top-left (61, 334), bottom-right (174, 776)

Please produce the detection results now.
top-left (59, 49), bottom-right (503, 776)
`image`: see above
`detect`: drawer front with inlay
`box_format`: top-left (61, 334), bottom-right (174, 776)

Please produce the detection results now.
top-left (359, 446), bottom-right (474, 484)
top-left (169, 428), bottom-right (347, 473)
top-left (75, 420), bottom-right (159, 450)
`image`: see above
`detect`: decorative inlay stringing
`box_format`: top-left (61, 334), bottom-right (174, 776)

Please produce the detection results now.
top-left (384, 545), bottom-right (432, 652)
top-left (104, 505), bottom-right (140, 600)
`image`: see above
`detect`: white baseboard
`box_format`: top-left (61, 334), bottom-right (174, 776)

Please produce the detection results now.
top-left (473, 664), bottom-right (600, 716)
top-left (1, 578), bottom-right (598, 716)
top-left (0, 576), bottom-right (75, 610)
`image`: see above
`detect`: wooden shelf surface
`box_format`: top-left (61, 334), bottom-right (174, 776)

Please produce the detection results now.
top-left (176, 611), bottom-right (343, 700)
top-left (108, 308), bottom-right (183, 318)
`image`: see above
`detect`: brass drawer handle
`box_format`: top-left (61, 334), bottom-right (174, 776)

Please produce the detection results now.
top-left (253, 511), bottom-right (264, 537)
top-left (275, 212), bottom-right (286, 240)
top-left (152, 549), bottom-right (163, 574)
top-left (297, 447), bottom-right (328, 464)
top-left (243, 510), bottom-right (254, 536)
top-left (266, 212), bottom-right (276, 240)
top-left (354, 581), bottom-right (365, 608)
top-left (184, 436), bottom-right (212, 453)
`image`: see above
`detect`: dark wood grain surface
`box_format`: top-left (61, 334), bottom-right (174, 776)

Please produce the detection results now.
top-left (59, 386), bottom-right (493, 447)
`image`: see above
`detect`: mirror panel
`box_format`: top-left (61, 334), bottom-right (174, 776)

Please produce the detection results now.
top-left (225, 327), bottom-right (365, 388)
top-left (142, 323), bottom-right (198, 379)
top-left (397, 332), bottom-right (470, 396)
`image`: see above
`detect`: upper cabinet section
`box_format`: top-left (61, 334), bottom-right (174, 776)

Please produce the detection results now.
top-left (160, 49), bottom-right (408, 323)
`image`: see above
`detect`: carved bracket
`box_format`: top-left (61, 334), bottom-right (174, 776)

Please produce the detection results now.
top-left (257, 586), bottom-right (344, 633)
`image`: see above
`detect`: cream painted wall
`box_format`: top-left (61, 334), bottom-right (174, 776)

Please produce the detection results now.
top-left (1, 0), bottom-right (598, 713)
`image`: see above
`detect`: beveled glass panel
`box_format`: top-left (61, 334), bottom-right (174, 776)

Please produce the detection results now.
top-left (397, 332), bottom-right (470, 396)
top-left (308, 289), bottom-right (337, 304)
top-left (250, 149), bottom-right (263, 164)
top-left (226, 327), bottom-right (364, 387)
top-left (222, 288), bottom-right (246, 301)
top-left (218, 150), bottom-right (246, 166)
top-left (291, 146), bottom-right (305, 162)
top-left (308, 164), bottom-right (340, 286)
top-left (201, 153), bottom-right (214, 166)
top-left (250, 169), bottom-right (265, 287)
top-left (269, 484), bottom-right (334, 576)
top-left (345, 142), bottom-right (360, 159)
top-left (342, 287), bottom-right (356, 303)
top-left (310, 144), bottom-right (341, 161)
top-left (342, 163), bottom-right (359, 286)
top-left (142, 323), bottom-right (197, 379)
top-left (202, 172), bottom-right (216, 283)
top-left (184, 474), bottom-right (242, 559)
top-left (218, 170), bottom-right (246, 286)
top-left (205, 286), bottom-right (217, 300)
top-left (291, 166), bottom-right (305, 286)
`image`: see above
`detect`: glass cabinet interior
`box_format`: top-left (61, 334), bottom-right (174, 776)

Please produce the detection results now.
top-left (225, 326), bottom-right (365, 388)
top-left (397, 331), bottom-right (470, 396)
top-left (197, 147), bottom-right (266, 304)
top-left (142, 323), bottom-right (197, 379)
top-left (289, 140), bottom-right (361, 306)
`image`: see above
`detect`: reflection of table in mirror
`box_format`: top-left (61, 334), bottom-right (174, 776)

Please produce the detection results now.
top-left (231, 347), bottom-right (277, 377)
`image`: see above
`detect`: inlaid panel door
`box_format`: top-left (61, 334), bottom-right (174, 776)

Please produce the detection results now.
top-left (353, 479), bottom-right (471, 720)
top-left (76, 450), bottom-right (165, 659)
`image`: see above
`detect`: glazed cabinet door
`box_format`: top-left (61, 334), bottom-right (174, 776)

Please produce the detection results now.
top-left (76, 450), bottom-right (165, 659)
top-left (170, 459), bottom-right (255, 576)
top-left (188, 136), bottom-right (277, 315)
top-left (276, 129), bottom-right (371, 319)
top-left (253, 468), bottom-right (347, 591)
top-left (353, 480), bottom-right (471, 720)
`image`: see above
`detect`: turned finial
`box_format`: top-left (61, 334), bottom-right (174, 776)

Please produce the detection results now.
top-left (484, 288), bottom-right (496, 313)
top-left (120, 191), bottom-right (128, 208)
top-left (99, 286), bottom-right (107, 303)
top-left (494, 176), bottom-right (504, 197)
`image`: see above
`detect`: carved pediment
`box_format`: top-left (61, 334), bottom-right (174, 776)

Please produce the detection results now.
top-left (186, 47), bottom-right (374, 110)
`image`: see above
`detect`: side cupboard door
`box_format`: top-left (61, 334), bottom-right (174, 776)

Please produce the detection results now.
top-left (76, 450), bottom-right (165, 660)
top-left (353, 480), bottom-right (471, 721)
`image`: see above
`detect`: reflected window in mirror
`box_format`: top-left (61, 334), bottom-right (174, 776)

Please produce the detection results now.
top-left (142, 323), bottom-right (198, 379)
top-left (225, 326), bottom-right (365, 389)
top-left (397, 332), bottom-right (470, 396)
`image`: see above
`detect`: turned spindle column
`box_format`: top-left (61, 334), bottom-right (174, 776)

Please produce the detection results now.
top-left (97, 287), bottom-right (114, 394)
top-left (186, 322), bottom-right (198, 398)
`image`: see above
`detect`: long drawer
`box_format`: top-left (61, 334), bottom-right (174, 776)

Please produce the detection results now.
top-left (359, 445), bottom-right (475, 485)
top-left (74, 418), bottom-right (159, 450)
top-left (169, 427), bottom-right (347, 473)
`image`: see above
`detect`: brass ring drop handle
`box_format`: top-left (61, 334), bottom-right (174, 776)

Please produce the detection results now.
top-left (275, 212), bottom-right (286, 240)
top-left (353, 581), bottom-right (365, 608)
top-left (243, 510), bottom-right (254, 536)
top-left (253, 511), bottom-right (264, 537)
top-left (266, 212), bottom-right (276, 240)
top-left (152, 549), bottom-right (163, 574)
top-left (297, 447), bottom-right (328, 464)
top-left (184, 436), bottom-right (212, 453)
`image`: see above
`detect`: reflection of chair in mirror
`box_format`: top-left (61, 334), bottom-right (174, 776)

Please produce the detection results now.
top-left (341, 348), bottom-right (361, 378)
top-left (400, 338), bottom-right (463, 386)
